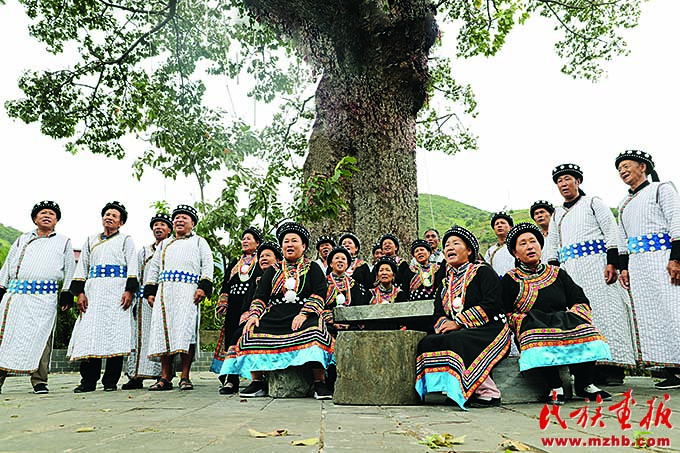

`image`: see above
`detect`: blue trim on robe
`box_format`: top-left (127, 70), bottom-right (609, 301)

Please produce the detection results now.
top-left (219, 347), bottom-right (335, 379)
top-left (415, 371), bottom-right (469, 411)
top-left (209, 358), bottom-right (224, 374)
top-left (518, 341), bottom-right (611, 372)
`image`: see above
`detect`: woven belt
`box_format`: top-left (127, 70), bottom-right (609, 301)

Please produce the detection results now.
top-left (159, 270), bottom-right (200, 284)
top-left (7, 279), bottom-right (58, 295)
top-left (559, 239), bottom-right (607, 262)
top-left (88, 264), bottom-right (128, 278)
top-left (627, 233), bottom-right (672, 254)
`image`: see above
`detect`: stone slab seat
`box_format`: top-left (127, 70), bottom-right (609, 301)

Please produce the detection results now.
top-left (332, 301), bottom-right (575, 405)
top-left (333, 330), bottom-right (428, 405)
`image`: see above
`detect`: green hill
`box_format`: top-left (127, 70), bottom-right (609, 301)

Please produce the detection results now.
top-left (0, 223), bottom-right (22, 267)
top-left (418, 194), bottom-right (533, 253)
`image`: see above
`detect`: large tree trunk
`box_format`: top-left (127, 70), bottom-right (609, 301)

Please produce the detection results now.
top-left (304, 70), bottom-right (421, 257)
top-left (246, 0), bottom-right (437, 258)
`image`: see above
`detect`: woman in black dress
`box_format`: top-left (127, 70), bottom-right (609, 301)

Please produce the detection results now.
top-left (211, 227), bottom-right (263, 392)
top-left (378, 233), bottom-right (410, 281)
top-left (502, 223), bottom-right (612, 405)
top-left (322, 246), bottom-right (368, 333)
top-left (338, 233), bottom-right (372, 289)
top-left (218, 241), bottom-right (282, 395)
top-left (403, 239), bottom-right (442, 301)
top-left (415, 226), bottom-right (511, 409)
top-left (368, 256), bottom-right (408, 304)
top-left (220, 222), bottom-right (334, 400)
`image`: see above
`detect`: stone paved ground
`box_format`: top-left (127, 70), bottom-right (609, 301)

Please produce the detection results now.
top-left (1, 373), bottom-right (678, 452)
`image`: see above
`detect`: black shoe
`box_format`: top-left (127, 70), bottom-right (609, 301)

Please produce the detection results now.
top-left (74, 385), bottom-right (96, 393)
top-left (33, 383), bottom-right (49, 394)
top-left (240, 380), bottom-right (267, 398)
top-left (121, 379), bottom-right (144, 390)
top-left (575, 384), bottom-right (612, 401)
top-left (313, 381), bottom-right (332, 400)
top-left (465, 395), bottom-right (501, 408)
top-left (219, 382), bottom-right (238, 395)
top-left (539, 389), bottom-right (565, 406)
top-left (655, 374), bottom-right (680, 390)
top-left (103, 385), bottom-right (117, 392)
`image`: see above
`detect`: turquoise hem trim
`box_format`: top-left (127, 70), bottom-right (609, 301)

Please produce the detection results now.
top-left (518, 340), bottom-right (611, 372)
top-left (209, 358), bottom-right (224, 374)
top-left (219, 347), bottom-right (335, 379)
top-left (415, 371), bottom-right (468, 411)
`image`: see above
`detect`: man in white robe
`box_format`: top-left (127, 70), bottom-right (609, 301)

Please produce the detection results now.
top-left (484, 212), bottom-right (515, 276)
top-left (0, 201), bottom-right (75, 395)
top-left (68, 201), bottom-right (138, 393)
top-left (544, 164), bottom-right (637, 385)
top-left (122, 213), bottom-right (172, 389)
top-left (145, 205), bottom-right (213, 391)
top-left (531, 200), bottom-right (554, 265)
top-left (615, 150), bottom-right (680, 389)
top-left (530, 200), bottom-right (554, 239)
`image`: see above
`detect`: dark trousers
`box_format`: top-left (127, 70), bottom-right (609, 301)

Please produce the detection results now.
top-left (79, 356), bottom-right (124, 389)
top-left (538, 361), bottom-right (595, 390)
top-left (0, 333), bottom-right (52, 389)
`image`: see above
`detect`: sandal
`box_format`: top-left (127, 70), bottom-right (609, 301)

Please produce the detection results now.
top-left (179, 377), bottom-right (194, 391)
top-left (148, 378), bottom-right (173, 391)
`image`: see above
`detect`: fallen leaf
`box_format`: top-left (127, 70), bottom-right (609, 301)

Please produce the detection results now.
top-left (127, 395), bottom-right (135, 399)
top-left (76, 427), bottom-right (96, 433)
top-left (418, 433), bottom-right (465, 449)
top-left (499, 439), bottom-right (532, 451)
top-left (451, 434), bottom-right (466, 445)
top-left (248, 428), bottom-right (289, 438)
top-left (98, 408), bottom-right (112, 413)
top-left (291, 437), bottom-right (318, 446)
top-left (135, 427), bottom-right (160, 433)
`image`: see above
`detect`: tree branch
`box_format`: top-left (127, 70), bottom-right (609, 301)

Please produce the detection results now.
top-left (97, 0), bottom-right (170, 15)
top-left (104, 0), bottom-right (177, 65)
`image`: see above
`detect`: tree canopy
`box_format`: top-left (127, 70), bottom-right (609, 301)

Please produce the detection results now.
top-left (4, 0), bottom-right (642, 258)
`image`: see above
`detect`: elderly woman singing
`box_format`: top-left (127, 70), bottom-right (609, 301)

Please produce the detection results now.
top-left (415, 226), bottom-right (511, 409)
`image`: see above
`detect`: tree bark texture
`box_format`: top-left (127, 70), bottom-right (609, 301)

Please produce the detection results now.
top-left (245, 0), bottom-right (438, 259)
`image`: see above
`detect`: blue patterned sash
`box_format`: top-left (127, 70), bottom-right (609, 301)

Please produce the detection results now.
top-left (558, 239), bottom-right (607, 262)
top-left (159, 270), bottom-right (200, 284)
top-left (88, 264), bottom-right (128, 278)
top-left (7, 279), bottom-right (58, 294)
top-left (627, 232), bottom-right (671, 254)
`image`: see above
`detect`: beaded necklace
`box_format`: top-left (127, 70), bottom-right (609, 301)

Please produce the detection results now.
top-left (442, 262), bottom-right (478, 316)
top-left (408, 262), bottom-right (438, 292)
top-left (233, 252), bottom-right (257, 282)
top-left (327, 273), bottom-right (352, 306)
top-left (371, 284), bottom-right (399, 305)
top-left (346, 257), bottom-right (365, 277)
top-left (271, 257), bottom-right (309, 301)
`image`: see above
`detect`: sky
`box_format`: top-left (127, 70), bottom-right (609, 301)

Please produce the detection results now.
top-left (1, 1), bottom-right (679, 247)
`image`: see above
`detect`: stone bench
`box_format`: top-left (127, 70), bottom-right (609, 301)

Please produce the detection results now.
top-left (332, 300), bottom-right (575, 405)
top-left (332, 301), bottom-right (432, 405)
top-left (333, 329), bottom-right (427, 405)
